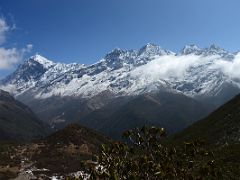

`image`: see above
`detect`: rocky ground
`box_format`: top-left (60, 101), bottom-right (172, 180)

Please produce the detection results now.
top-left (0, 142), bottom-right (93, 179)
top-left (0, 124), bottom-right (109, 179)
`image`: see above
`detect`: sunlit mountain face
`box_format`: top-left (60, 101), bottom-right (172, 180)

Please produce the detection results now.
top-left (0, 44), bottom-right (239, 138)
top-left (1, 44), bottom-right (239, 101)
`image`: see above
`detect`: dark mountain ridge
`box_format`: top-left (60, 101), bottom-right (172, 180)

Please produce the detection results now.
top-left (78, 91), bottom-right (212, 139)
top-left (172, 94), bottom-right (240, 145)
top-left (0, 89), bottom-right (50, 142)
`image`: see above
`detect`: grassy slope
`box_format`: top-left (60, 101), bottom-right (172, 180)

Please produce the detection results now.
top-left (170, 94), bottom-right (240, 178)
top-left (0, 100), bottom-right (50, 142)
top-left (172, 94), bottom-right (240, 144)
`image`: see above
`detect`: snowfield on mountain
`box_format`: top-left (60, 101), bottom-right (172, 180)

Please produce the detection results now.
top-left (1, 43), bottom-right (240, 102)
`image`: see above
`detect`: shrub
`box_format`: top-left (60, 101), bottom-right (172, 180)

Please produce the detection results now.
top-left (89, 126), bottom-right (222, 180)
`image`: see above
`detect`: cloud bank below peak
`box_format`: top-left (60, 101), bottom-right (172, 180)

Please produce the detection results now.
top-left (213, 53), bottom-right (240, 79)
top-left (131, 53), bottom-right (240, 83)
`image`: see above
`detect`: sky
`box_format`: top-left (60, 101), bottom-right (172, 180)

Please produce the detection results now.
top-left (0, 0), bottom-right (240, 78)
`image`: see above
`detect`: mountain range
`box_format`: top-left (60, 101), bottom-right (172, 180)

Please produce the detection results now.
top-left (0, 43), bottom-right (240, 138)
top-left (1, 44), bottom-right (239, 100)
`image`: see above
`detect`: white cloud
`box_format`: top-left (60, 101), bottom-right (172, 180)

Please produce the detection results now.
top-left (0, 47), bottom-right (20, 69)
top-left (0, 17), bottom-right (33, 70)
top-left (131, 54), bottom-right (240, 84)
top-left (0, 84), bottom-right (17, 94)
top-left (0, 17), bottom-right (10, 45)
top-left (131, 54), bottom-right (207, 81)
top-left (26, 44), bottom-right (33, 51)
top-left (0, 44), bottom-right (33, 69)
top-left (213, 53), bottom-right (240, 79)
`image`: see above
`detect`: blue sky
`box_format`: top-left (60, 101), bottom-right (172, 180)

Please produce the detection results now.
top-left (0, 0), bottom-right (240, 77)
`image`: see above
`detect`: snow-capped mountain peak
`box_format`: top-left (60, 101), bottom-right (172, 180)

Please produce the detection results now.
top-left (209, 44), bottom-right (220, 50)
top-left (181, 44), bottom-right (202, 55)
top-left (0, 43), bottom-right (239, 101)
top-left (105, 48), bottom-right (126, 60)
top-left (28, 54), bottom-right (55, 69)
top-left (139, 43), bottom-right (159, 51)
top-left (181, 44), bottom-right (233, 59)
top-left (138, 43), bottom-right (173, 57)
top-left (205, 44), bottom-right (228, 54)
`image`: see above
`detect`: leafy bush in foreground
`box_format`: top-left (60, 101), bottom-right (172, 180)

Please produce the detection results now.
top-left (89, 126), bottom-right (222, 180)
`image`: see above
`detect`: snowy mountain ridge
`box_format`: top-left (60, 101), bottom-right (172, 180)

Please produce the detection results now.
top-left (1, 43), bottom-right (240, 100)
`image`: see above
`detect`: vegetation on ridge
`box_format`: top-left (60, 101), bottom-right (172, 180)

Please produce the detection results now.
top-left (86, 126), bottom-right (224, 180)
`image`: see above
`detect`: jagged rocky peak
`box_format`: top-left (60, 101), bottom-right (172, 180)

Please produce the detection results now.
top-left (140, 43), bottom-right (159, 50)
top-left (202, 44), bottom-right (234, 60)
top-left (181, 44), bottom-right (231, 57)
top-left (104, 43), bottom-right (173, 62)
top-left (103, 48), bottom-right (138, 68)
top-left (6, 54), bottom-right (55, 83)
top-left (27, 54), bottom-right (55, 69)
top-left (181, 44), bottom-right (202, 55)
top-left (138, 43), bottom-right (172, 56)
top-left (209, 44), bottom-right (220, 50)
top-left (205, 44), bottom-right (228, 54)
top-left (105, 48), bottom-right (126, 60)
